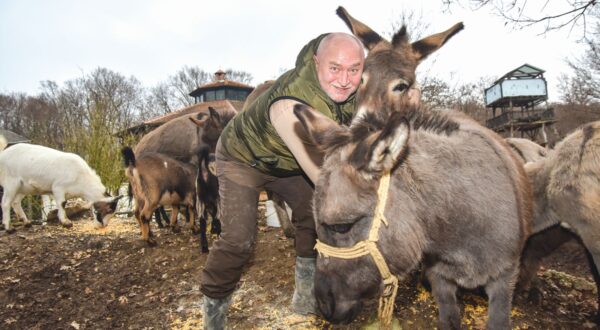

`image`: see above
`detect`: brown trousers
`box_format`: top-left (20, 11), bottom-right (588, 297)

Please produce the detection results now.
top-left (201, 140), bottom-right (317, 299)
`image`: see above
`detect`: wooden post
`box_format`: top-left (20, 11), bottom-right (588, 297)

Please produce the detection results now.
top-left (541, 123), bottom-right (548, 147)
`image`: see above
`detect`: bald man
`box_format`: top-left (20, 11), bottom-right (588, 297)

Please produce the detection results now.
top-left (201, 33), bottom-right (365, 329)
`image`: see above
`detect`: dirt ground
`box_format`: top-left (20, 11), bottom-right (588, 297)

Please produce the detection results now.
top-left (0, 202), bottom-right (598, 330)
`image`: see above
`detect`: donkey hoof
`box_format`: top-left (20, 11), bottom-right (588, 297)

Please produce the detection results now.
top-left (5, 227), bottom-right (16, 234)
top-left (147, 238), bottom-right (158, 247)
top-left (171, 226), bottom-right (181, 234)
top-left (61, 221), bottom-right (73, 228)
top-left (201, 246), bottom-right (209, 253)
top-left (24, 222), bottom-right (32, 228)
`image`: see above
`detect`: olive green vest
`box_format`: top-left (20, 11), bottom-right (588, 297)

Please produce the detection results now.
top-left (220, 34), bottom-right (356, 176)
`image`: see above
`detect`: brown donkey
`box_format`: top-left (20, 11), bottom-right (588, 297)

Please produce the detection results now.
top-left (292, 7), bottom-right (532, 330)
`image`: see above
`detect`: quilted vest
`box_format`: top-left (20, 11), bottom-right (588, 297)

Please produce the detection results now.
top-left (220, 33), bottom-right (356, 176)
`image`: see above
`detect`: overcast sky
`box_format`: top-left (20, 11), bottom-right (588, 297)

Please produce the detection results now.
top-left (0, 0), bottom-right (586, 102)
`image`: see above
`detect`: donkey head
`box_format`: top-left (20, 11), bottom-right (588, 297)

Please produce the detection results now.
top-left (336, 6), bottom-right (463, 122)
top-left (294, 103), bottom-right (411, 324)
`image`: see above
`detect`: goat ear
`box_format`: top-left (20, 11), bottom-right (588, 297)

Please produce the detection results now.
top-left (293, 103), bottom-right (346, 147)
top-left (189, 113), bottom-right (209, 127)
top-left (208, 107), bottom-right (221, 124)
top-left (366, 112), bottom-right (410, 173)
top-left (410, 22), bottom-right (464, 62)
top-left (336, 6), bottom-right (387, 51)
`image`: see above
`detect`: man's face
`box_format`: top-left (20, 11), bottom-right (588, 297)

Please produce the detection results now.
top-left (314, 40), bottom-right (364, 103)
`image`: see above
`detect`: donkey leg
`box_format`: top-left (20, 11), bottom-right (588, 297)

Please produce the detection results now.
top-left (582, 245), bottom-right (600, 324)
top-left (576, 229), bottom-right (600, 324)
top-left (427, 271), bottom-right (461, 330)
top-left (484, 267), bottom-right (516, 330)
top-left (518, 225), bottom-right (574, 301)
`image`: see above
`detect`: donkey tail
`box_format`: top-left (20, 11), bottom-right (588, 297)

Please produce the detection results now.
top-left (0, 135), bottom-right (7, 152)
top-left (121, 147), bottom-right (136, 167)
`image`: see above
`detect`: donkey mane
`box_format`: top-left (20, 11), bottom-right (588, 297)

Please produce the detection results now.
top-left (324, 106), bottom-right (461, 170)
top-left (348, 106), bottom-right (460, 145)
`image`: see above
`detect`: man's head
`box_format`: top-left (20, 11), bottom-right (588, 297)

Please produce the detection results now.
top-left (314, 33), bottom-right (365, 103)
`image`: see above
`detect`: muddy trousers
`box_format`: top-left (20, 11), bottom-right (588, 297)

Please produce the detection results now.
top-left (201, 144), bottom-right (317, 299)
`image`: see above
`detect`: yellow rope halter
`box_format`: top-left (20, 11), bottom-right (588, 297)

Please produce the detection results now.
top-left (314, 172), bottom-right (398, 329)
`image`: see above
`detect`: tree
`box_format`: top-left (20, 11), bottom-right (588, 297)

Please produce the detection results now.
top-left (558, 22), bottom-right (600, 105)
top-left (37, 68), bottom-right (145, 192)
top-left (144, 66), bottom-right (254, 120)
top-left (443, 0), bottom-right (598, 38)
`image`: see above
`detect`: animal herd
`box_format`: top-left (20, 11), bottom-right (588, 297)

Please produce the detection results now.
top-left (0, 6), bottom-right (599, 329)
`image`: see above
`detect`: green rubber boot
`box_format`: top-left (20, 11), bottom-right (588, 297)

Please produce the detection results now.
top-left (202, 294), bottom-right (231, 330)
top-left (292, 256), bottom-right (318, 315)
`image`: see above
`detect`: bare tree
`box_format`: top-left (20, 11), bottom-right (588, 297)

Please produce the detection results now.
top-left (558, 21), bottom-right (600, 104)
top-left (443, 0), bottom-right (598, 38)
top-left (225, 69), bottom-right (254, 84)
top-left (143, 66), bottom-right (254, 120)
top-left (384, 7), bottom-right (431, 41)
top-left (36, 68), bottom-right (145, 191)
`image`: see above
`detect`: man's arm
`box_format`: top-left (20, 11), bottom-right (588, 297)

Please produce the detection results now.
top-left (270, 99), bottom-right (323, 184)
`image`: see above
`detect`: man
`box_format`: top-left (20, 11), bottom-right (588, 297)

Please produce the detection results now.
top-left (200, 32), bottom-right (365, 329)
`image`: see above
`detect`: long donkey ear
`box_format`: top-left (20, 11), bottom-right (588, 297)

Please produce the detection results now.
top-left (336, 6), bottom-right (387, 51)
top-left (366, 112), bottom-right (410, 173)
top-left (410, 22), bottom-right (464, 63)
top-left (293, 104), bottom-right (347, 148)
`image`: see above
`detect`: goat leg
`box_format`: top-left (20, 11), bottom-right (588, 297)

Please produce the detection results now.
top-left (170, 206), bottom-right (181, 233)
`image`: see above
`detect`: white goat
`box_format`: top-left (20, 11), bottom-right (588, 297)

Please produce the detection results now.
top-left (0, 135), bottom-right (121, 232)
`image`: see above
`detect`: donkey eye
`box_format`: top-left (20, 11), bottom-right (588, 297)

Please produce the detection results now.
top-left (324, 223), bottom-right (354, 234)
top-left (393, 83), bottom-right (409, 93)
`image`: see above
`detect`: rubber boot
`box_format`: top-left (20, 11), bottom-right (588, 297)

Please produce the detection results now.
top-left (202, 294), bottom-right (231, 330)
top-left (292, 256), bottom-right (317, 315)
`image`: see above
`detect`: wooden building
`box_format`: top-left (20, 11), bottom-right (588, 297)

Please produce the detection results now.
top-left (485, 64), bottom-right (555, 145)
top-left (124, 70), bottom-right (253, 136)
top-left (0, 129), bottom-right (31, 146)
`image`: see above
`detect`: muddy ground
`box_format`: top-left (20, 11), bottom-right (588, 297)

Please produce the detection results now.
top-left (0, 202), bottom-right (598, 329)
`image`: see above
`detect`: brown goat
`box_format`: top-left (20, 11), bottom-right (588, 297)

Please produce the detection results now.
top-left (134, 106), bottom-right (236, 161)
top-left (122, 147), bottom-right (199, 246)
top-left (134, 106), bottom-right (233, 235)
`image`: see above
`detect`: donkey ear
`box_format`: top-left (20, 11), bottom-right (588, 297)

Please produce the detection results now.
top-left (293, 103), bottom-right (346, 147)
top-left (366, 112), bottom-right (410, 173)
top-left (410, 22), bottom-right (464, 62)
top-left (336, 6), bottom-right (386, 51)
top-left (391, 25), bottom-right (410, 50)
